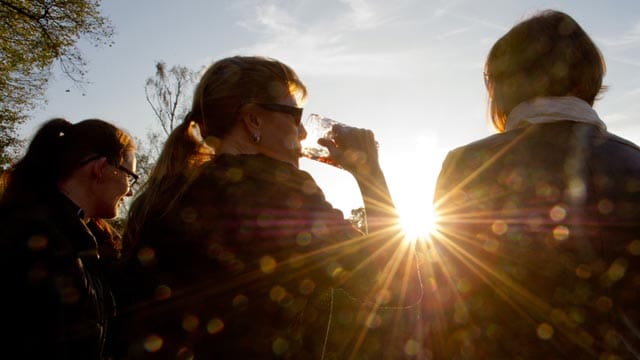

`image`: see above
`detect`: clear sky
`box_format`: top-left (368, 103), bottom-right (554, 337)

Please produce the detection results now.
top-left (26, 0), bottom-right (640, 233)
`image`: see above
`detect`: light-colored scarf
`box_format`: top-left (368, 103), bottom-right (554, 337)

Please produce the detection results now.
top-left (505, 96), bottom-right (606, 132)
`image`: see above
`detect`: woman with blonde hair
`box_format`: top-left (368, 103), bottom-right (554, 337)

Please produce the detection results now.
top-left (114, 56), bottom-right (419, 358)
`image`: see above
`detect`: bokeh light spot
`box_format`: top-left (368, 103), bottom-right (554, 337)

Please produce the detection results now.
top-left (299, 279), bottom-right (316, 295)
top-left (154, 284), bottom-right (172, 301)
top-left (597, 199), bottom-right (614, 214)
top-left (232, 294), bottom-right (249, 309)
top-left (404, 339), bottom-right (419, 356)
top-left (143, 334), bottom-right (163, 353)
top-left (286, 194), bottom-right (303, 209)
top-left (627, 240), bottom-right (640, 256)
top-left (27, 235), bottom-right (48, 251)
top-left (260, 256), bottom-right (277, 274)
top-left (137, 246), bottom-right (156, 266)
top-left (311, 220), bottom-right (330, 238)
top-left (326, 262), bottom-right (344, 278)
top-left (207, 318), bottom-right (224, 334)
top-left (272, 337), bottom-right (290, 356)
top-left (575, 264), bottom-right (592, 279)
top-left (270, 285), bottom-right (287, 303)
top-left (536, 323), bottom-right (554, 340)
top-left (225, 167), bottom-right (243, 182)
top-left (596, 296), bottom-right (613, 312)
top-left (605, 258), bottom-right (628, 283)
top-left (552, 225), bottom-right (570, 241)
top-left (491, 220), bottom-right (508, 235)
top-left (176, 347), bottom-right (194, 360)
top-left (549, 205), bottom-right (567, 222)
top-left (295, 231), bottom-right (312, 246)
top-left (182, 314), bottom-right (200, 332)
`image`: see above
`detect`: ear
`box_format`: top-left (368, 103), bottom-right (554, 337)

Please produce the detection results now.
top-left (240, 105), bottom-right (262, 133)
top-left (90, 157), bottom-right (110, 181)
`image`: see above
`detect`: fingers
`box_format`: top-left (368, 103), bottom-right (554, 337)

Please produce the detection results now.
top-left (331, 125), bottom-right (377, 151)
top-left (325, 125), bottom-right (380, 174)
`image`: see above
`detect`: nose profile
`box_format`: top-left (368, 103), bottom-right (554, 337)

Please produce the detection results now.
top-left (299, 123), bottom-right (307, 140)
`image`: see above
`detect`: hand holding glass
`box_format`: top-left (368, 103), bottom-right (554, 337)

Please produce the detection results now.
top-left (301, 113), bottom-right (380, 170)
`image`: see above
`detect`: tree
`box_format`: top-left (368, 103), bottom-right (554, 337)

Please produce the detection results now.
top-left (0, 0), bottom-right (114, 169)
top-left (349, 207), bottom-right (367, 233)
top-left (144, 62), bottom-right (198, 138)
top-left (136, 61), bottom-right (197, 179)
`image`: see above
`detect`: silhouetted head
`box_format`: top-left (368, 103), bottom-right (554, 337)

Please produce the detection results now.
top-left (1, 118), bottom-right (136, 219)
top-left (484, 10), bottom-right (606, 132)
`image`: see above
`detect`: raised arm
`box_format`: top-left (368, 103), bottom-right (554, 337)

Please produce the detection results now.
top-left (319, 125), bottom-right (399, 234)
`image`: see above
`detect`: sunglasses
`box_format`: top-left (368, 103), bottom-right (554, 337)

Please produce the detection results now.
top-left (256, 103), bottom-right (304, 126)
top-left (80, 155), bottom-right (139, 187)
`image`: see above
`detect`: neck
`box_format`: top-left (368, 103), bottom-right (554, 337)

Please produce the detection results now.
top-left (217, 130), bottom-right (259, 156)
top-left (58, 178), bottom-right (93, 221)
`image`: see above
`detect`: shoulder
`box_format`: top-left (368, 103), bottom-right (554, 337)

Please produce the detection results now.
top-left (438, 131), bottom-right (519, 177)
top-left (0, 195), bottom-right (88, 255)
top-left (601, 131), bottom-right (640, 152)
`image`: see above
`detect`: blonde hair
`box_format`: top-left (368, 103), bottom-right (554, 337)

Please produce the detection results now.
top-left (124, 56), bottom-right (307, 255)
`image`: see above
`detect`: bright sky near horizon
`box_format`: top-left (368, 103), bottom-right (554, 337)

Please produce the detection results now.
top-left (26, 0), bottom-right (640, 232)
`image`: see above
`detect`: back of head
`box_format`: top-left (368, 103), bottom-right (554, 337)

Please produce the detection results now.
top-left (485, 10), bottom-right (606, 132)
top-left (0, 118), bottom-right (135, 210)
top-left (124, 56), bottom-right (307, 254)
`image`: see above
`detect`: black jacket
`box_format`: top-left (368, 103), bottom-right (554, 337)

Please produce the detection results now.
top-left (113, 154), bottom-right (419, 359)
top-left (429, 121), bottom-right (640, 358)
top-left (0, 192), bottom-right (115, 359)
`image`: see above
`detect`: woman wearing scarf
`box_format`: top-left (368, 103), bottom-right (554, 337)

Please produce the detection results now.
top-left (428, 10), bottom-right (640, 359)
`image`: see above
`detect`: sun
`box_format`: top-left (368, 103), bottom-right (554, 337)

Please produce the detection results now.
top-left (397, 202), bottom-right (438, 243)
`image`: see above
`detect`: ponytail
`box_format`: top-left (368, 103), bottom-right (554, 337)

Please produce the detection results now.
top-left (0, 117), bottom-right (134, 213)
top-left (0, 118), bottom-right (73, 209)
top-left (123, 117), bottom-right (213, 258)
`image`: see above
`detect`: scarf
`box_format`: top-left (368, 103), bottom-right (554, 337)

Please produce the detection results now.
top-left (505, 96), bottom-right (606, 132)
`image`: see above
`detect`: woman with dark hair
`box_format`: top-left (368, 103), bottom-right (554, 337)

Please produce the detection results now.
top-left (429, 10), bottom-right (640, 358)
top-left (114, 56), bottom-right (420, 358)
top-left (0, 118), bottom-right (137, 359)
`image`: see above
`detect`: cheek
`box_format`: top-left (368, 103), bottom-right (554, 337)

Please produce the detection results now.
top-left (110, 177), bottom-right (129, 199)
top-left (282, 133), bottom-right (300, 150)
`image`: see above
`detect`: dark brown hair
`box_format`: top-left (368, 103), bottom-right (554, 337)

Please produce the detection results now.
top-left (484, 10), bottom-right (606, 132)
top-left (0, 118), bottom-right (135, 208)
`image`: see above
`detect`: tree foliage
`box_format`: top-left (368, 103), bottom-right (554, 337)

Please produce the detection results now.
top-left (144, 62), bottom-right (198, 137)
top-left (128, 61), bottom-right (198, 196)
top-left (0, 0), bottom-right (114, 169)
top-left (349, 207), bottom-right (367, 233)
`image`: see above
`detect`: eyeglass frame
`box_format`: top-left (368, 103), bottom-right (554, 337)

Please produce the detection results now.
top-left (80, 155), bottom-right (139, 187)
top-left (255, 103), bottom-right (304, 126)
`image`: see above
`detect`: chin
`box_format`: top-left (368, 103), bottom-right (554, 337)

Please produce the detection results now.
top-left (96, 205), bottom-right (119, 220)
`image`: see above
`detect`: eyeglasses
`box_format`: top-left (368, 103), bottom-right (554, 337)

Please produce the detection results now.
top-left (116, 164), bottom-right (139, 187)
top-left (80, 155), bottom-right (139, 187)
top-left (256, 103), bottom-right (304, 126)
